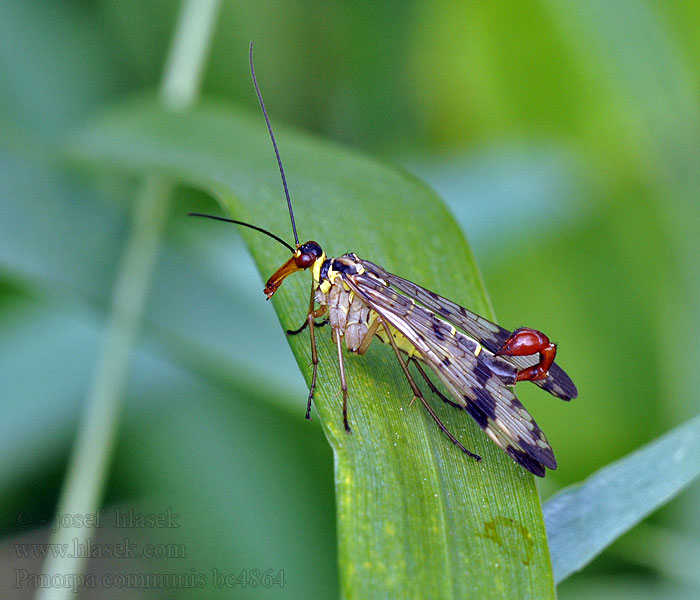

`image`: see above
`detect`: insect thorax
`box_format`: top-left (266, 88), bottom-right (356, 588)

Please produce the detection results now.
top-left (314, 254), bottom-right (416, 356)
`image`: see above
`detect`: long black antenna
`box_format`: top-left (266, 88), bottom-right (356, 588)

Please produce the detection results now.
top-left (249, 42), bottom-right (299, 247)
top-left (188, 212), bottom-right (295, 252)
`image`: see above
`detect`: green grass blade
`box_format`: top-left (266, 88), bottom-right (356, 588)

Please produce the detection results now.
top-left (545, 414), bottom-right (700, 583)
top-left (68, 97), bottom-right (558, 598)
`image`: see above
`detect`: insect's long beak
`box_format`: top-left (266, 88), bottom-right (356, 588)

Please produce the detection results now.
top-left (264, 254), bottom-right (302, 299)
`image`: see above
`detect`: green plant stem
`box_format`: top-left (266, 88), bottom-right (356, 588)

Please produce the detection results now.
top-left (37, 2), bottom-right (221, 598)
top-left (161, 0), bottom-right (222, 110)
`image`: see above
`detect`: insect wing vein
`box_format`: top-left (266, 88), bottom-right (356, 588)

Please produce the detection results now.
top-left (341, 265), bottom-right (557, 475)
top-left (359, 260), bottom-right (577, 401)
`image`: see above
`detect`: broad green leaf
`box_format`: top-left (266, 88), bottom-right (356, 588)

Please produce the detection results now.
top-left (544, 414), bottom-right (700, 583)
top-left (67, 97), bottom-right (558, 598)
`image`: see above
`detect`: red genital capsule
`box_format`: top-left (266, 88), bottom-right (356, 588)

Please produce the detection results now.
top-left (496, 327), bottom-right (557, 382)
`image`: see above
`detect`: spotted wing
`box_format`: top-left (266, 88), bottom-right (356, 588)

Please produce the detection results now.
top-left (360, 259), bottom-right (577, 401)
top-left (342, 265), bottom-right (556, 476)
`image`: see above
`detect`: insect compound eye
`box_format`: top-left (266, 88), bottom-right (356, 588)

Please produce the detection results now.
top-left (294, 241), bottom-right (323, 269)
top-left (295, 252), bottom-right (316, 269)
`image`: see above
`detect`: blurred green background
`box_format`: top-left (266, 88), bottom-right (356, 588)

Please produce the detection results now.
top-left (1, 0), bottom-right (699, 598)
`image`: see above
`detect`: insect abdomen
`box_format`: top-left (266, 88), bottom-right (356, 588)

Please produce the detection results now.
top-left (318, 280), bottom-right (372, 352)
top-left (346, 293), bottom-right (372, 351)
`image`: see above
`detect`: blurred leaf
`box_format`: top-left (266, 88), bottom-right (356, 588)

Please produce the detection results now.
top-left (66, 96), bottom-right (560, 597)
top-left (403, 144), bottom-right (591, 254)
top-left (0, 1), bottom-right (116, 138)
top-left (0, 147), bottom-right (124, 297)
top-left (99, 0), bottom-right (177, 84)
top-left (544, 0), bottom-right (700, 412)
top-left (0, 304), bottom-right (97, 511)
top-left (608, 522), bottom-right (700, 589)
top-left (559, 576), bottom-right (698, 600)
top-left (544, 414), bottom-right (700, 583)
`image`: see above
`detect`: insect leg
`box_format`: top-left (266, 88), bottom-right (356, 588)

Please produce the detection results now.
top-left (305, 283), bottom-right (327, 420)
top-left (379, 320), bottom-right (481, 461)
top-left (409, 358), bottom-right (462, 409)
top-left (334, 329), bottom-right (352, 433)
top-left (355, 316), bottom-right (381, 356)
top-left (287, 317), bottom-right (329, 336)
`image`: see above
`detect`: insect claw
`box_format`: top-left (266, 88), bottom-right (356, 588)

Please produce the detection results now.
top-left (305, 391), bottom-right (314, 421)
top-left (452, 438), bottom-right (481, 461)
top-left (409, 395), bottom-right (417, 407)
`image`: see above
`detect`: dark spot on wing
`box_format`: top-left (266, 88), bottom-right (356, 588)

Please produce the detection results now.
top-left (506, 447), bottom-right (546, 477)
top-left (434, 304), bottom-right (452, 318)
top-left (457, 336), bottom-right (478, 354)
top-left (432, 321), bottom-right (445, 340)
top-left (480, 354), bottom-right (518, 385)
top-left (471, 357), bottom-right (493, 391)
top-left (464, 401), bottom-right (490, 430)
top-left (537, 364), bottom-right (578, 400)
top-left (472, 386), bottom-right (497, 418)
top-left (517, 438), bottom-right (556, 470)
